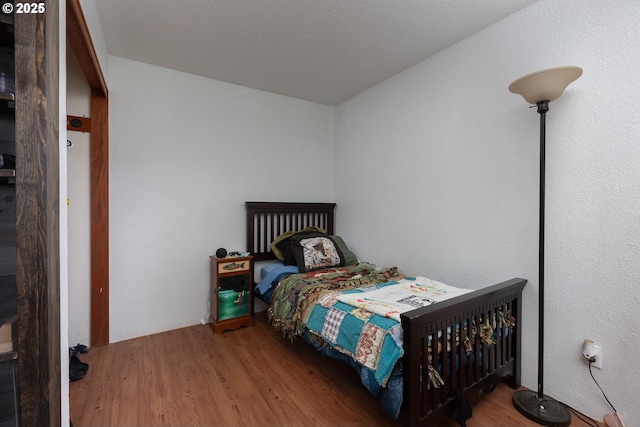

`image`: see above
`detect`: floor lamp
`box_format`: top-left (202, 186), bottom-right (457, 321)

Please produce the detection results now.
top-left (508, 66), bottom-right (583, 427)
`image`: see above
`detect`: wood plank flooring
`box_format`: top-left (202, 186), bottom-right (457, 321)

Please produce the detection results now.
top-left (70, 312), bottom-right (601, 427)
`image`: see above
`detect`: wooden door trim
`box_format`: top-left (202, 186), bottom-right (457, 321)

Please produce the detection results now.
top-left (88, 91), bottom-right (109, 346)
top-left (66, 0), bottom-right (107, 97)
top-left (66, 0), bottom-right (110, 346)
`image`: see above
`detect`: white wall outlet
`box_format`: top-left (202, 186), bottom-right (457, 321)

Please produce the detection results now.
top-left (592, 344), bottom-right (603, 369)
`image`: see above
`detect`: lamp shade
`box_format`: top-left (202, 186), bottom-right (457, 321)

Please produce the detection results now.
top-left (509, 66), bottom-right (583, 104)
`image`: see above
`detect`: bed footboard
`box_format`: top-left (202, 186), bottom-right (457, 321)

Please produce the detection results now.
top-left (400, 278), bottom-right (526, 427)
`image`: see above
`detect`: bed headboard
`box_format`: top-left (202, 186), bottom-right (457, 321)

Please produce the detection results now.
top-left (246, 202), bottom-right (336, 261)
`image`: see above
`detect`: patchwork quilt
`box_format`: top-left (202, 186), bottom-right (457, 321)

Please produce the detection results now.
top-left (305, 292), bottom-right (403, 387)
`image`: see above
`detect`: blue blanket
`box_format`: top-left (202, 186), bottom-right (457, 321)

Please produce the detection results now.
top-left (255, 264), bottom-right (299, 301)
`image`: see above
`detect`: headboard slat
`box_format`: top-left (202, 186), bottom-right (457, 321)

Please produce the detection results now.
top-left (246, 202), bottom-right (336, 261)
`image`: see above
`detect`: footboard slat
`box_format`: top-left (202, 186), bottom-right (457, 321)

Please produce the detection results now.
top-left (457, 320), bottom-right (467, 391)
top-left (489, 309), bottom-right (497, 372)
top-left (475, 313), bottom-right (483, 383)
top-left (401, 278), bottom-right (526, 427)
top-left (497, 309), bottom-right (504, 370)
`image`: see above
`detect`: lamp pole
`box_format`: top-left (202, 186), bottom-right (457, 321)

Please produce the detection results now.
top-left (536, 100), bottom-right (548, 399)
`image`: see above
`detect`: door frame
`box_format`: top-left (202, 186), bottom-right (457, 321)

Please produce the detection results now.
top-left (66, 0), bottom-right (110, 346)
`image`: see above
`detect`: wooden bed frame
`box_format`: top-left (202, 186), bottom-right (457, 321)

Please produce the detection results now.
top-left (245, 201), bottom-right (526, 427)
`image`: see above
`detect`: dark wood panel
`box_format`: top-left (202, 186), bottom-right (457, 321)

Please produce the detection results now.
top-left (14, 3), bottom-right (61, 426)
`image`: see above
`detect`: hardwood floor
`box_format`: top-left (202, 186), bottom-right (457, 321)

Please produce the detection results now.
top-left (70, 312), bottom-right (601, 427)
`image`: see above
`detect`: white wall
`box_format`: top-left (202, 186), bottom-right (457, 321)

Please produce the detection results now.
top-left (334, 0), bottom-right (640, 422)
top-left (66, 48), bottom-right (92, 347)
top-left (108, 56), bottom-right (334, 342)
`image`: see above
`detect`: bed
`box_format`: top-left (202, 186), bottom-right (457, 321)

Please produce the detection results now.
top-left (246, 201), bottom-right (526, 427)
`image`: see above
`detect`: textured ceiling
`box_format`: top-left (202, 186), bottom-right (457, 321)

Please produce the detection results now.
top-left (96, 0), bottom-right (539, 105)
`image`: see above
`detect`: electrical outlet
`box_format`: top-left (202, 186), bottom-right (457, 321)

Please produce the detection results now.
top-left (592, 344), bottom-right (603, 369)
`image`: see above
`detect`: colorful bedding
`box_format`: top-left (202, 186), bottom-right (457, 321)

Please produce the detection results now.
top-left (268, 262), bottom-right (405, 341)
top-left (306, 292), bottom-right (403, 388)
top-left (265, 263), bottom-right (515, 420)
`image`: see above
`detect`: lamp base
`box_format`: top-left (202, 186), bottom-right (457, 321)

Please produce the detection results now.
top-left (512, 390), bottom-right (571, 427)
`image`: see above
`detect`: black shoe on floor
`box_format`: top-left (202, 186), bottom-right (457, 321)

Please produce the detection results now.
top-left (69, 355), bottom-right (89, 381)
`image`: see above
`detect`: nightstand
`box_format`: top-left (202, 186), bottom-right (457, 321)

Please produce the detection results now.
top-left (209, 255), bottom-right (253, 334)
